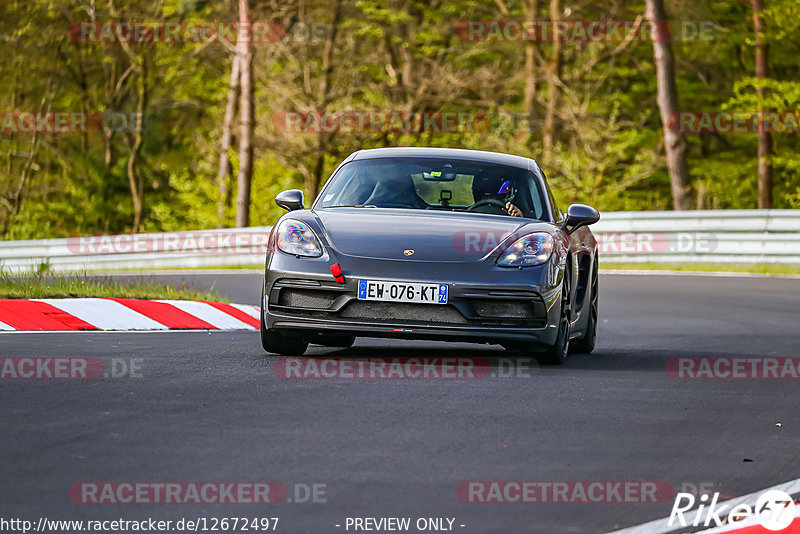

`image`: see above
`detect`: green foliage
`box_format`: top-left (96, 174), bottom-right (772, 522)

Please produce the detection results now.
top-left (0, 273), bottom-right (227, 300)
top-left (2, 0), bottom-right (800, 240)
top-left (250, 153), bottom-right (305, 226)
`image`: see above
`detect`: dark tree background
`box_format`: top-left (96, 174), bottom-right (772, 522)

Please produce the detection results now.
top-left (1, 0), bottom-right (799, 239)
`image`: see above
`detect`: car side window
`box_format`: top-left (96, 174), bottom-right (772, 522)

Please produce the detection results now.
top-left (525, 172), bottom-right (544, 220)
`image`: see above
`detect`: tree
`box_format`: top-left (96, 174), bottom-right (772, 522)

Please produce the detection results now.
top-left (543, 0), bottom-right (560, 160)
top-left (109, 0), bottom-right (153, 233)
top-left (751, 0), bottom-right (773, 209)
top-left (522, 0), bottom-right (539, 142)
top-left (644, 0), bottom-right (692, 210)
top-left (235, 0), bottom-right (254, 228)
top-left (217, 54), bottom-right (240, 227)
top-left (4, 0), bottom-right (800, 239)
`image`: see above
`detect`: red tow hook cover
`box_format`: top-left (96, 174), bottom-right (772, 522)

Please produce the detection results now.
top-left (330, 263), bottom-right (345, 284)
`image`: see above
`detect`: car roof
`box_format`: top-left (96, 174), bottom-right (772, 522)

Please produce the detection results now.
top-left (349, 147), bottom-right (537, 171)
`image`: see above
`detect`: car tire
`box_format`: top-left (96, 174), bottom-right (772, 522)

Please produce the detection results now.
top-left (570, 257), bottom-right (598, 354)
top-left (261, 328), bottom-right (308, 356)
top-left (536, 263), bottom-right (571, 365)
top-left (260, 283), bottom-right (308, 356)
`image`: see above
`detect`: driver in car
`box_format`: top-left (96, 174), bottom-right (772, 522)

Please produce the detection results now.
top-left (471, 175), bottom-right (523, 217)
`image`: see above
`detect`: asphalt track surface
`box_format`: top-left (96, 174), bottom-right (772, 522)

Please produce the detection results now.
top-left (2, 272), bottom-right (800, 533)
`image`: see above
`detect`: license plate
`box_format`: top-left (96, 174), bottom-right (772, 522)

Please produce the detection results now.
top-left (357, 280), bottom-right (448, 305)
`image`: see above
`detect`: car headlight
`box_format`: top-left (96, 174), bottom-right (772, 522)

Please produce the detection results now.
top-left (496, 232), bottom-right (554, 267)
top-left (276, 219), bottom-right (323, 257)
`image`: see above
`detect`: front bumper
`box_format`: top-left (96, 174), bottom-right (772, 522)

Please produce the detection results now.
top-left (263, 251), bottom-right (564, 346)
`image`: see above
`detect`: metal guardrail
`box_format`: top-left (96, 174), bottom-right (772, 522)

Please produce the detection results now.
top-left (0, 210), bottom-right (798, 272)
top-left (593, 209), bottom-right (800, 263)
top-left (0, 227), bottom-right (272, 272)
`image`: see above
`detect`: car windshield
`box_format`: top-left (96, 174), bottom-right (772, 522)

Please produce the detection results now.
top-left (316, 157), bottom-right (548, 220)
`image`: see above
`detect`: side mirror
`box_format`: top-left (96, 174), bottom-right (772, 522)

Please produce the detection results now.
top-left (563, 204), bottom-right (600, 233)
top-left (275, 189), bottom-right (305, 211)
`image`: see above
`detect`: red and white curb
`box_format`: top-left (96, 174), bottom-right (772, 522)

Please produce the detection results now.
top-left (608, 477), bottom-right (800, 534)
top-left (0, 298), bottom-right (260, 331)
top-left (695, 515), bottom-right (800, 533)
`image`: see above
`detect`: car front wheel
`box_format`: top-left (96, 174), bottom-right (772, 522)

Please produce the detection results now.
top-left (570, 257), bottom-right (598, 354)
top-left (536, 264), bottom-right (572, 365)
top-left (260, 283), bottom-right (308, 356)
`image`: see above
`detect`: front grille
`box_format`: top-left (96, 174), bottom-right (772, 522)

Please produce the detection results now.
top-left (277, 289), bottom-right (339, 309)
top-left (472, 299), bottom-right (536, 319)
top-left (339, 301), bottom-right (468, 324)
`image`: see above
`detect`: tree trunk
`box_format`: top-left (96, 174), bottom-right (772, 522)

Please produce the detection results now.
top-left (308, 0), bottom-right (343, 201)
top-left (751, 0), bottom-right (772, 209)
top-left (645, 0), bottom-right (692, 210)
top-left (235, 0), bottom-right (254, 228)
top-left (108, 0), bottom-right (149, 230)
top-left (127, 57), bottom-right (147, 233)
top-left (523, 0), bottom-right (538, 140)
top-left (217, 54), bottom-right (240, 228)
top-left (543, 0), bottom-right (560, 160)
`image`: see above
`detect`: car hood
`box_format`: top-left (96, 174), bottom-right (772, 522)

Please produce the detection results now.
top-left (313, 208), bottom-right (552, 263)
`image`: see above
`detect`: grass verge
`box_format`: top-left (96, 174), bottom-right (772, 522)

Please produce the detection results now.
top-left (87, 264), bottom-right (265, 273)
top-left (0, 274), bottom-right (228, 301)
top-left (600, 262), bottom-right (800, 276)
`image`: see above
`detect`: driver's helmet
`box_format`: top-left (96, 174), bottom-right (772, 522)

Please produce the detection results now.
top-left (471, 175), bottom-right (516, 204)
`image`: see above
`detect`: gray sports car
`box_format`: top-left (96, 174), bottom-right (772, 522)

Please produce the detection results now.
top-left (261, 147), bottom-right (600, 364)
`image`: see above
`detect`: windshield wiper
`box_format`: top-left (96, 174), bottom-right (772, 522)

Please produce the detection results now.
top-left (327, 204), bottom-right (377, 208)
